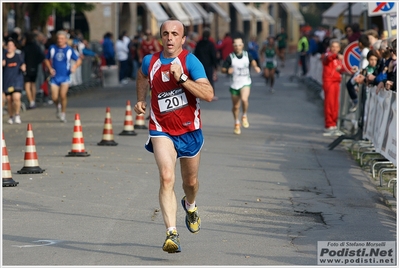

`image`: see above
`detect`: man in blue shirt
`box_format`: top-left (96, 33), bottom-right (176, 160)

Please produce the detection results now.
top-left (44, 31), bottom-right (82, 122)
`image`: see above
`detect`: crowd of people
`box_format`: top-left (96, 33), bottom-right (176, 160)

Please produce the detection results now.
top-left (297, 23), bottom-right (397, 137)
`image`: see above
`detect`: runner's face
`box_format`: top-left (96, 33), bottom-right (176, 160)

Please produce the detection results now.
top-left (6, 41), bottom-right (16, 53)
top-left (161, 20), bottom-right (186, 58)
top-left (233, 38), bottom-right (244, 54)
top-left (57, 34), bottom-right (67, 47)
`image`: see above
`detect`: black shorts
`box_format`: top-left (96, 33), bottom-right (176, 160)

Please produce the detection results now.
top-left (24, 72), bottom-right (38, 83)
top-left (3, 87), bottom-right (22, 96)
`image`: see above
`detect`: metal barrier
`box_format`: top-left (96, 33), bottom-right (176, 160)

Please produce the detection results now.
top-left (300, 55), bottom-right (397, 192)
top-left (30, 55), bottom-right (102, 107)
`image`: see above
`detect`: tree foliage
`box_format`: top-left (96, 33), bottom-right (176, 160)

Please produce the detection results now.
top-left (3, 3), bottom-right (95, 33)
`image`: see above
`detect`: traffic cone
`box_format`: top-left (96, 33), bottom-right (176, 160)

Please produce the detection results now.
top-left (2, 133), bottom-right (19, 187)
top-left (98, 107), bottom-right (118, 146)
top-left (66, 114), bottom-right (90, 157)
top-left (119, 100), bottom-right (137, 136)
top-left (134, 113), bottom-right (147, 129)
top-left (17, 124), bottom-right (45, 174)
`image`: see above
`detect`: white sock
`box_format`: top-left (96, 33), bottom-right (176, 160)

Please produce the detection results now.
top-left (235, 120), bottom-right (240, 124)
top-left (185, 200), bottom-right (196, 211)
top-left (30, 101), bottom-right (35, 106)
top-left (167, 227), bottom-right (176, 233)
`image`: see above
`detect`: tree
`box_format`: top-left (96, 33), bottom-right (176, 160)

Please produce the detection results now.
top-left (2, 3), bottom-right (94, 33)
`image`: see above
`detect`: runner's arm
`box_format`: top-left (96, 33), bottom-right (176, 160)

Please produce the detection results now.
top-left (134, 68), bottom-right (149, 114)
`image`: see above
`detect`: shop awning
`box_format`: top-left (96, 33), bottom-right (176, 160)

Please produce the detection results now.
top-left (321, 3), bottom-right (349, 26)
top-left (245, 5), bottom-right (275, 24)
top-left (193, 3), bottom-right (211, 24)
top-left (208, 3), bottom-right (231, 23)
top-left (231, 3), bottom-right (252, 21)
top-left (144, 2), bottom-right (169, 26)
top-left (264, 12), bottom-right (276, 25)
top-left (246, 6), bottom-right (263, 22)
top-left (281, 3), bottom-right (305, 25)
top-left (181, 2), bottom-right (203, 25)
top-left (164, 3), bottom-right (191, 25)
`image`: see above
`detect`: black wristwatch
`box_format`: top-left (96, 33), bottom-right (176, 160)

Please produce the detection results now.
top-left (178, 73), bottom-right (188, 84)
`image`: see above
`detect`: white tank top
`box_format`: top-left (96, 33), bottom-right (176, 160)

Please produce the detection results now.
top-left (229, 51), bottom-right (251, 90)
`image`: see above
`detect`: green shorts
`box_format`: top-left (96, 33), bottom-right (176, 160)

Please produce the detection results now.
top-left (229, 85), bottom-right (251, 96)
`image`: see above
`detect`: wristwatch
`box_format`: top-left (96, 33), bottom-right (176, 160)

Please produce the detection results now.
top-left (178, 73), bottom-right (188, 84)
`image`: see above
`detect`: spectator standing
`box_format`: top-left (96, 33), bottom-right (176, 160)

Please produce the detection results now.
top-left (3, 38), bottom-right (26, 124)
top-left (216, 32), bottom-right (234, 62)
top-left (43, 30), bottom-right (82, 123)
top-left (194, 29), bottom-right (219, 101)
top-left (115, 32), bottom-right (130, 84)
top-left (275, 27), bottom-right (288, 67)
top-left (297, 31), bottom-right (309, 76)
top-left (133, 18), bottom-right (214, 254)
top-left (346, 34), bottom-right (370, 112)
top-left (366, 29), bottom-right (380, 48)
top-left (221, 34), bottom-right (261, 135)
top-left (347, 23), bottom-right (361, 43)
top-left (247, 36), bottom-right (260, 67)
top-left (129, 35), bottom-right (140, 80)
top-left (22, 32), bottom-right (45, 109)
top-left (139, 29), bottom-right (161, 64)
top-left (102, 32), bottom-right (115, 66)
top-left (321, 39), bottom-right (344, 136)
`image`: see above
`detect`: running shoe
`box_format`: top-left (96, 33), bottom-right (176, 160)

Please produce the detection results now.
top-left (242, 116), bottom-right (249, 128)
top-left (14, 115), bottom-right (21, 124)
top-left (162, 229), bottom-right (181, 253)
top-left (7, 117), bottom-right (13, 125)
top-left (59, 113), bottom-right (67, 123)
top-left (181, 196), bottom-right (201, 234)
top-left (234, 123), bottom-right (241, 135)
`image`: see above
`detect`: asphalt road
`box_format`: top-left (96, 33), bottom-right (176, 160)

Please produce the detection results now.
top-left (2, 55), bottom-right (396, 267)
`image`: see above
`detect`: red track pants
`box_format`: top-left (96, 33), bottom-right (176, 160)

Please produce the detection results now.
top-left (323, 80), bottom-right (340, 128)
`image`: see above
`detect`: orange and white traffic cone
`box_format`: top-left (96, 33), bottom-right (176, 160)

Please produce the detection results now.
top-left (98, 107), bottom-right (118, 146)
top-left (119, 100), bottom-right (137, 136)
top-left (134, 113), bottom-right (147, 129)
top-left (17, 124), bottom-right (45, 174)
top-left (2, 133), bottom-right (19, 187)
top-left (66, 114), bottom-right (90, 156)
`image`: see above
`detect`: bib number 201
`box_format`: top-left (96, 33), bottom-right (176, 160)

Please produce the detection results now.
top-left (158, 91), bottom-right (188, 113)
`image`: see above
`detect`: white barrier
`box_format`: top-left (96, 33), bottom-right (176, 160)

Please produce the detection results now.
top-left (363, 87), bottom-right (396, 165)
top-left (308, 53), bottom-right (323, 85)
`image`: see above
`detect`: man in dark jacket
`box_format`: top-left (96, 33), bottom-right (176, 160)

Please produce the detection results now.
top-left (194, 29), bottom-right (218, 100)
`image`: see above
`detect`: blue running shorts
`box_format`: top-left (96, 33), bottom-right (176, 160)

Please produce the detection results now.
top-left (50, 75), bottom-right (71, 86)
top-left (145, 129), bottom-right (204, 158)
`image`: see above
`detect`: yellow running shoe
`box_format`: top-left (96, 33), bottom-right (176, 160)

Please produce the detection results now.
top-left (181, 196), bottom-right (201, 234)
top-left (242, 116), bottom-right (249, 128)
top-left (162, 229), bottom-right (181, 253)
top-left (234, 123), bottom-right (241, 135)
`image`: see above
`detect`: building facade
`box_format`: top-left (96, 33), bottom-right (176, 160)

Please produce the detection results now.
top-left (82, 2), bottom-right (304, 53)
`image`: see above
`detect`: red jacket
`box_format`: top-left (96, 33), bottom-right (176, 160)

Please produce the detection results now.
top-left (322, 51), bottom-right (344, 82)
top-left (216, 36), bottom-right (234, 61)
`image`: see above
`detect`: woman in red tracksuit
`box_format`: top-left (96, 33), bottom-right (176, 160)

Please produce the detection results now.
top-left (322, 39), bottom-right (345, 136)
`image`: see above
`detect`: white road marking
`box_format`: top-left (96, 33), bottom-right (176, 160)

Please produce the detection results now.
top-left (12, 240), bottom-right (62, 248)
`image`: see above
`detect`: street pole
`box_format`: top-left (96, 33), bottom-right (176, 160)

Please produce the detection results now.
top-left (71, 4), bottom-right (75, 30)
top-left (348, 3), bottom-right (352, 25)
